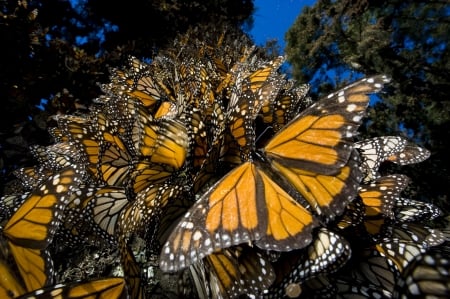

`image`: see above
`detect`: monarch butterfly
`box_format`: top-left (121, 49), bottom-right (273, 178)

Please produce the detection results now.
top-left (176, 60), bottom-right (205, 107)
top-left (358, 174), bottom-right (410, 237)
top-left (132, 73), bottom-right (167, 108)
top-left (375, 238), bottom-right (427, 273)
top-left (197, 63), bottom-right (218, 107)
top-left (386, 142), bottom-right (431, 166)
top-left (3, 166), bottom-right (82, 249)
top-left (96, 94), bottom-right (146, 139)
top-left (2, 167), bottom-right (82, 292)
top-left (64, 186), bottom-right (129, 243)
top-left (30, 144), bottom-right (75, 171)
top-left (47, 127), bottom-right (69, 143)
top-left (354, 136), bottom-right (430, 183)
top-left (355, 136), bottom-right (407, 182)
top-left (268, 228), bottom-right (351, 299)
top-left (260, 81), bottom-right (311, 133)
top-left (117, 183), bottom-right (186, 242)
top-left (191, 131), bottom-right (226, 195)
top-left (12, 166), bottom-right (52, 191)
top-left (260, 79), bottom-right (293, 126)
top-left (182, 106), bottom-right (209, 169)
top-left (56, 115), bottom-right (100, 177)
top-left (95, 113), bottom-right (134, 186)
top-left (389, 223), bottom-right (445, 248)
top-left (117, 183), bottom-right (187, 298)
top-left (160, 161), bottom-right (318, 272)
top-left (128, 161), bottom-right (175, 194)
top-left (333, 196), bottom-right (365, 230)
top-left (127, 55), bottom-right (150, 75)
top-left (132, 112), bottom-right (188, 169)
top-left (95, 110), bottom-right (174, 191)
top-left (227, 57), bottom-right (284, 159)
top-left (127, 56), bottom-right (177, 103)
top-left (244, 56), bottom-right (285, 93)
top-left (213, 44), bottom-right (256, 95)
top-left (393, 242), bottom-right (450, 299)
top-left (228, 85), bottom-right (258, 160)
top-left (126, 57), bottom-right (169, 108)
top-left (105, 56), bottom-right (166, 109)
top-left (334, 247), bottom-right (399, 298)
top-left (153, 100), bottom-right (179, 119)
top-left (7, 245), bottom-right (54, 293)
top-left (98, 142), bottom-right (132, 187)
top-left (126, 181), bottom-right (189, 247)
top-left (16, 277), bottom-right (127, 299)
top-left (0, 244), bottom-right (52, 298)
top-left (160, 75), bottom-right (390, 272)
top-left (58, 184), bottom-right (104, 247)
top-left (261, 75), bottom-right (390, 218)
top-left (185, 245), bottom-right (276, 299)
top-left (393, 197), bottom-right (442, 223)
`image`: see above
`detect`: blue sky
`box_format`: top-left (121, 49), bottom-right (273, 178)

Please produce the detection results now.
top-left (249, 0), bottom-right (316, 52)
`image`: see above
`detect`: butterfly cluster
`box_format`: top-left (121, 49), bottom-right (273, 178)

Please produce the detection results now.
top-left (1, 27), bottom-right (448, 299)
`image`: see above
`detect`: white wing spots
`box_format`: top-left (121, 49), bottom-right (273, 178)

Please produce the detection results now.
top-left (374, 82), bottom-right (383, 89)
top-left (52, 174), bottom-right (61, 185)
top-left (352, 115), bottom-right (363, 122)
top-left (192, 230), bottom-right (203, 241)
top-left (56, 184), bottom-right (66, 193)
top-left (164, 246), bottom-right (171, 254)
top-left (220, 233), bottom-right (230, 244)
top-left (181, 221), bottom-right (194, 229)
top-left (346, 104), bottom-right (357, 112)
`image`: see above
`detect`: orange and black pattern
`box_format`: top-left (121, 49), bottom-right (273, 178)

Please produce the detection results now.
top-left (358, 174), bottom-right (410, 237)
top-left (0, 26), bottom-right (446, 299)
top-left (183, 244), bottom-right (276, 298)
top-left (267, 228), bottom-right (351, 299)
top-left (1, 167), bottom-right (83, 294)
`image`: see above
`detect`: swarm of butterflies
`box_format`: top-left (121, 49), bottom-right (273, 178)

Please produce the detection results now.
top-left (1, 27), bottom-right (449, 299)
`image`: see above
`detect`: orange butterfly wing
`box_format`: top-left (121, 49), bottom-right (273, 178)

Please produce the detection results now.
top-left (359, 174), bottom-right (410, 236)
top-left (7, 244), bottom-right (53, 292)
top-left (263, 75), bottom-right (390, 218)
top-left (160, 161), bottom-right (317, 272)
top-left (0, 259), bottom-right (25, 298)
top-left (3, 167), bottom-right (82, 249)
